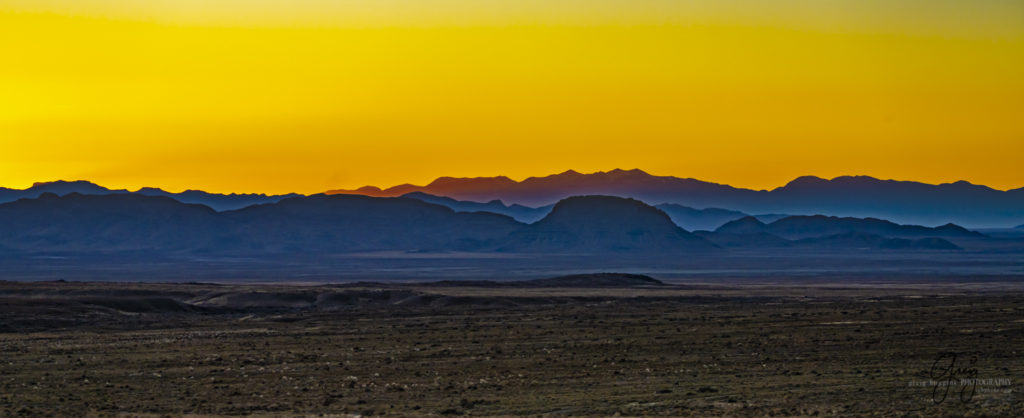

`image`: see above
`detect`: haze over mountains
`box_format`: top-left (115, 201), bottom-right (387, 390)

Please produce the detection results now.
top-left (400, 192), bottom-right (553, 224)
top-left (714, 215), bottom-right (982, 240)
top-left (399, 193), bottom-right (788, 231)
top-left (696, 215), bottom-right (979, 250)
top-left (4, 168), bottom-right (1024, 230)
top-left (0, 193), bottom-right (715, 254)
top-left (0, 192), bottom-right (985, 256)
top-left (330, 169), bottom-right (1024, 228)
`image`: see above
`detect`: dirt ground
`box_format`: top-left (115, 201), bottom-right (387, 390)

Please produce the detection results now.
top-left (0, 280), bottom-right (1021, 416)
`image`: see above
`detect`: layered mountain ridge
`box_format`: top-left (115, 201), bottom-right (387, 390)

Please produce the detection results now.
top-left (329, 169), bottom-right (1024, 227)
top-left (5, 168), bottom-right (1024, 228)
top-left (0, 192), bottom-right (977, 256)
top-left (715, 215), bottom-right (982, 240)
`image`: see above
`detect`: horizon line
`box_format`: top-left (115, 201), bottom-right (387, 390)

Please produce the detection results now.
top-left (4, 169), bottom-right (1022, 196)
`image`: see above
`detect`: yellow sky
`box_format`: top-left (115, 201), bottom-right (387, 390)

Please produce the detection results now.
top-left (2, 1), bottom-right (1023, 193)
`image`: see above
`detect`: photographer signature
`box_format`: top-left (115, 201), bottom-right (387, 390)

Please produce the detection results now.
top-left (929, 351), bottom-right (978, 405)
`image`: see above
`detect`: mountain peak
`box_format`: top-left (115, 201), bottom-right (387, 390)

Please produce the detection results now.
top-left (604, 168), bottom-right (650, 177)
top-left (832, 175), bottom-right (880, 181)
top-left (136, 187), bottom-right (167, 193)
top-left (355, 185), bottom-right (383, 193)
top-left (31, 180), bottom-right (100, 188)
top-left (939, 180), bottom-right (997, 192)
top-left (715, 216), bottom-right (768, 234)
top-left (24, 180), bottom-right (115, 195)
top-left (782, 175), bottom-right (829, 188)
top-left (427, 175), bottom-right (514, 185)
top-left (541, 195), bottom-right (673, 224)
top-left (504, 195), bottom-right (715, 252)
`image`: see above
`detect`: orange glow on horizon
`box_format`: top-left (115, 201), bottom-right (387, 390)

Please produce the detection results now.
top-left (2, 1), bottom-right (1023, 194)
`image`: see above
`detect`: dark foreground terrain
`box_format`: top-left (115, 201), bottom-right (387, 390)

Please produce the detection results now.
top-left (1, 277), bottom-right (1021, 416)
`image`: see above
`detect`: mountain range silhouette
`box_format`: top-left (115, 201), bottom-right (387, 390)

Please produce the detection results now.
top-left (329, 169), bottom-right (1024, 228)
top-left (697, 215), bottom-right (980, 250)
top-left (400, 193), bottom-right (794, 230)
top-left (714, 215), bottom-right (981, 239)
top-left (0, 180), bottom-right (298, 211)
top-left (0, 192), bottom-right (980, 255)
top-left (4, 168), bottom-right (1024, 229)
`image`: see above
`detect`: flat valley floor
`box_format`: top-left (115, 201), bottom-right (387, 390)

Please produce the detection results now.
top-left (1, 280), bottom-right (1021, 416)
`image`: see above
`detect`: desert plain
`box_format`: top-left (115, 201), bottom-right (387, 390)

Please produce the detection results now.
top-left (1, 275), bottom-right (1020, 416)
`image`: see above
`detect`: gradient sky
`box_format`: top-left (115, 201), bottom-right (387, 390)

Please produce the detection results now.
top-left (2, 1), bottom-right (1023, 194)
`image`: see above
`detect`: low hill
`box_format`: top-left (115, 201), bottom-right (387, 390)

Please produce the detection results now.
top-left (716, 215), bottom-right (983, 239)
top-left (524, 273), bottom-right (664, 287)
top-left (499, 196), bottom-right (717, 253)
top-left (702, 216), bottom-right (970, 250)
top-left (712, 216), bottom-right (768, 234)
top-left (420, 273), bottom-right (664, 288)
top-left (795, 233), bottom-right (961, 250)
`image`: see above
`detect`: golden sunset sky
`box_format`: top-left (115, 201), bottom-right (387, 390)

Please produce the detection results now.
top-left (2, 1), bottom-right (1022, 193)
